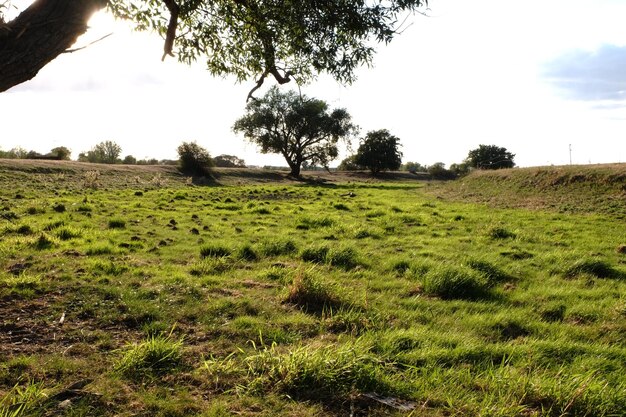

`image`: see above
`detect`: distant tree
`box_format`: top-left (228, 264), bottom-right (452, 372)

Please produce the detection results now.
top-left (177, 141), bottom-right (213, 176)
top-left (136, 158), bottom-right (160, 165)
top-left (465, 145), bottom-right (515, 170)
top-left (427, 162), bottom-right (457, 180)
top-left (213, 154), bottom-right (246, 168)
top-left (123, 155), bottom-right (137, 165)
top-left (26, 150), bottom-right (43, 159)
top-left (402, 161), bottom-right (427, 173)
top-left (233, 87), bottom-right (357, 177)
top-left (354, 129), bottom-right (402, 174)
top-left (80, 141), bottom-right (122, 164)
top-left (2, 147), bottom-right (28, 159)
top-left (50, 146), bottom-right (71, 160)
top-left (337, 155), bottom-right (362, 171)
top-left (449, 161), bottom-right (471, 177)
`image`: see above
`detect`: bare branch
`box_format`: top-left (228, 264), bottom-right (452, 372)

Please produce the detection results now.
top-left (63, 32), bottom-right (112, 53)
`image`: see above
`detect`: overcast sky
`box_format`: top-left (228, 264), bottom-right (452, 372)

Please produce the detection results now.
top-left (1, 0), bottom-right (625, 167)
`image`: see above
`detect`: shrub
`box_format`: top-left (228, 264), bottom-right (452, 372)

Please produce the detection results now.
top-left (177, 141), bottom-right (213, 177)
top-left (115, 334), bottom-right (183, 380)
top-left (200, 244), bottom-right (232, 258)
top-left (421, 266), bottom-right (489, 299)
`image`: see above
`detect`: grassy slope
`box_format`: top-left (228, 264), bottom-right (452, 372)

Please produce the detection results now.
top-left (430, 164), bottom-right (626, 218)
top-left (0, 160), bottom-right (625, 417)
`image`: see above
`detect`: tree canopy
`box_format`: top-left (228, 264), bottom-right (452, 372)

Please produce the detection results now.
top-left (0, 0), bottom-right (428, 93)
top-left (354, 129), bottom-right (403, 174)
top-left (79, 140), bottom-right (122, 164)
top-left (465, 144), bottom-right (515, 170)
top-left (177, 141), bottom-right (213, 176)
top-left (233, 86), bottom-right (357, 177)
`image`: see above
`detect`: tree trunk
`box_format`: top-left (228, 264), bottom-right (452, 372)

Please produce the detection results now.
top-left (0, 0), bottom-right (105, 92)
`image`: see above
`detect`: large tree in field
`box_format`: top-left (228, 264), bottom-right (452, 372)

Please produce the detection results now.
top-left (465, 144), bottom-right (515, 170)
top-left (0, 0), bottom-right (428, 93)
top-left (354, 129), bottom-right (403, 174)
top-left (233, 87), bottom-right (357, 177)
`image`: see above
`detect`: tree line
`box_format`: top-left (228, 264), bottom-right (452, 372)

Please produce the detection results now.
top-left (1, 88), bottom-right (515, 180)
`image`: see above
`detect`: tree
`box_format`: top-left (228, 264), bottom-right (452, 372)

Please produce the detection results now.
top-left (427, 162), bottom-right (456, 180)
top-left (213, 154), bottom-right (246, 168)
top-left (0, 0), bottom-right (427, 93)
top-left (80, 140), bottom-right (122, 164)
top-left (233, 87), bottom-right (357, 177)
top-left (402, 161), bottom-right (427, 173)
top-left (465, 145), bottom-right (515, 170)
top-left (122, 155), bottom-right (137, 165)
top-left (354, 129), bottom-right (402, 174)
top-left (337, 155), bottom-right (363, 171)
top-left (50, 146), bottom-right (71, 160)
top-left (177, 141), bottom-right (213, 176)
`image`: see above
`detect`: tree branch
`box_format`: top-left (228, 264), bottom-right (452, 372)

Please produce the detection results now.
top-left (161, 0), bottom-right (179, 61)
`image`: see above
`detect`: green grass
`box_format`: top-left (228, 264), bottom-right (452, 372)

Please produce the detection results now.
top-left (1, 162), bottom-right (625, 416)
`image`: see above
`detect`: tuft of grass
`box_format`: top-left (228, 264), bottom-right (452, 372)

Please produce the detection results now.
top-left (85, 244), bottom-right (115, 255)
top-left (467, 259), bottom-right (512, 285)
top-left (51, 202), bottom-right (66, 213)
top-left (326, 246), bottom-right (359, 270)
top-left (259, 238), bottom-right (297, 257)
top-left (295, 217), bottom-right (334, 230)
top-left (285, 270), bottom-right (341, 312)
top-left (421, 265), bottom-right (489, 299)
top-left (0, 381), bottom-right (46, 417)
top-left (565, 259), bottom-right (624, 279)
top-left (487, 227), bottom-right (516, 239)
top-left (234, 340), bottom-right (398, 400)
top-left (236, 244), bottom-right (258, 261)
top-left (108, 218), bottom-right (126, 229)
top-left (300, 245), bottom-right (329, 264)
top-left (115, 334), bottom-right (183, 380)
top-left (55, 226), bottom-right (83, 241)
top-left (31, 233), bottom-right (55, 250)
top-left (15, 224), bottom-right (34, 235)
top-left (200, 244), bottom-right (232, 258)
top-left (333, 203), bottom-right (350, 211)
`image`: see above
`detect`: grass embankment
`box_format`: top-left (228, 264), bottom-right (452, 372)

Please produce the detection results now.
top-left (431, 164), bottom-right (626, 217)
top-left (0, 160), bottom-right (625, 416)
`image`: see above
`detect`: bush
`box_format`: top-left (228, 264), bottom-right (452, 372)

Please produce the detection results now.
top-left (177, 141), bottom-right (213, 176)
top-left (421, 266), bottom-right (489, 299)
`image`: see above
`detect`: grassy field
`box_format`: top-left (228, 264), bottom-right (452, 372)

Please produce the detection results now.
top-left (1, 161), bottom-right (625, 416)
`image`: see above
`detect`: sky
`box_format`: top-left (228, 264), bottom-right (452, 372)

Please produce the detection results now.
top-left (1, 0), bottom-right (626, 167)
